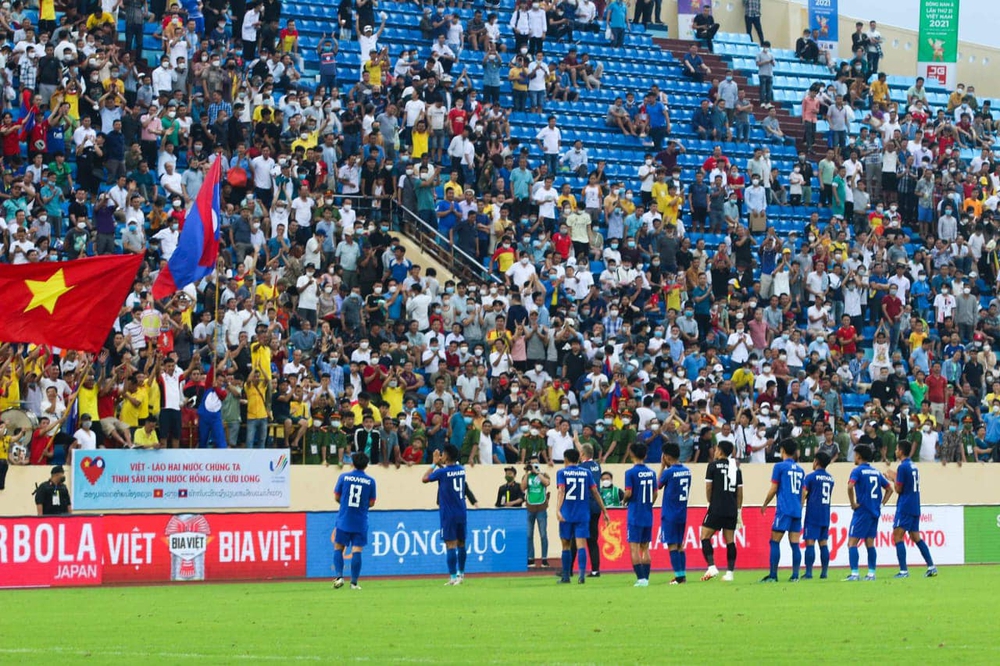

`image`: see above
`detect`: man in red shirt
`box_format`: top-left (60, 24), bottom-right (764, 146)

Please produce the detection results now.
top-left (701, 145), bottom-right (730, 175)
top-left (925, 362), bottom-right (948, 425)
top-left (447, 98), bottom-right (469, 136)
top-left (552, 222), bottom-right (572, 260)
top-left (881, 285), bottom-right (904, 351)
top-left (835, 314), bottom-right (861, 355)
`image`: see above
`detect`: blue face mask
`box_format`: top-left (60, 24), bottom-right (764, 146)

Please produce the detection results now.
top-left (464, 416), bottom-right (473, 425)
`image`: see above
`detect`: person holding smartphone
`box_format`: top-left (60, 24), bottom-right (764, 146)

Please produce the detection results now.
top-left (521, 456), bottom-right (551, 568)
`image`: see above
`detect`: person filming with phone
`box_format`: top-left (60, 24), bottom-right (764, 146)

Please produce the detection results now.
top-left (521, 456), bottom-right (551, 568)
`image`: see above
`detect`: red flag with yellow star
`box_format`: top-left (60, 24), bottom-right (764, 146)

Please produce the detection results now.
top-left (0, 254), bottom-right (144, 352)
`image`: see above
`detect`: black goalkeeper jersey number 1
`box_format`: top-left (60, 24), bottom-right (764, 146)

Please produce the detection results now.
top-left (706, 459), bottom-right (742, 518)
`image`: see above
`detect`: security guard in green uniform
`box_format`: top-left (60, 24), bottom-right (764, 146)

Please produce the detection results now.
top-left (798, 419), bottom-right (818, 463)
top-left (518, 419), bottom-right (548, 463)
top-left (322, 412), bottom-right (350, 467)
top-left (602, 409), bottom-right (636, 463)
top-left (35, 466), bottom-right (71, 515)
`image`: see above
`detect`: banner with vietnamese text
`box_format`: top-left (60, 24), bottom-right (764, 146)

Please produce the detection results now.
top-left (71, 449), bottom-right (291, 510)
top-left (305, 509), bottom-right (528, 578)
top-left (808, 0), bottom-right (839, 56)
top-left (918, 0), bottom-right (960, 88)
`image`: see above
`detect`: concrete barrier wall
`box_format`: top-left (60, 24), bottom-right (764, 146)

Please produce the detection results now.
top-left (4, 462), bottom-right (996, 564)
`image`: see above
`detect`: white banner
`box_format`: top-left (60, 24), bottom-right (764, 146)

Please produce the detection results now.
top-left (778, 505), bottom-right (965, 567)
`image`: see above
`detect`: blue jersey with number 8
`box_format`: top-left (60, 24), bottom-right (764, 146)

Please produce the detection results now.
top-left (334, 471), bottom-right (377, 534)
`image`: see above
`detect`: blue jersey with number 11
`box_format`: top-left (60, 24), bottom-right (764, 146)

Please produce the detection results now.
top-left (625, 464), bottom-right (656, 527)
top-left (557, 466), bottom-right (595, 523)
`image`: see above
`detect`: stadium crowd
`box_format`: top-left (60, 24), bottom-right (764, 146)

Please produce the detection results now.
top-left (1, 0), bottom-right (1000, 482)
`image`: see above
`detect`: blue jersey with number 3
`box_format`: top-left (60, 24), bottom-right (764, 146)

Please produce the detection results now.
top-left (557, 466), bottom-right (595, 523)
top-left (803, 469), bottom-right (835, 527)
top-left (849, 463), bottom-right (889, 517)
top-left (658, 464), bottom-right (691, 522)
top-left (771, 459), bottom-right (805, 518)
top-left (334, 471), bottom-right (377, 534)
top-left (895, 458), bottom-right (921, 516)
top-left (625, 465), bottom-right (656, 527)
top-left (428, 464), bottom-right (468, 523)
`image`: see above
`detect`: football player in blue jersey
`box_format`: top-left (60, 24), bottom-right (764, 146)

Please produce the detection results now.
top-left (332, 453), bottom-right (377, 590)
top-left (658, 442), bottom-right (692, 584)
top-left (845, 444), bottom-right (893, 581)
top-left (801, 451), bottom-right (835, 579)
top-left (885, 440), bottom-right (938, 578)
top-left (759, 439), bottom-right (805, 582)
top-left (423, 444), bottom-right (479, 585)
top-left (556, 448), bottom-right (610, 584)
top-left (623, 443), bottom-right (657, 587)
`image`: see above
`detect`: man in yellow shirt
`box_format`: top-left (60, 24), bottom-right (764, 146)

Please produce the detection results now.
top-left (251, 330), bottom-right (273, 381)
top-left (245, 371), bottom-right (271, 449)
top-left (870, 73), bottom-right (890, 108)
top-left (350, 392), bottom-right (382, 425)
top-left (134, 418), bottom-right (161, 449)
top-left (287, 385), bottom-right (311, 449)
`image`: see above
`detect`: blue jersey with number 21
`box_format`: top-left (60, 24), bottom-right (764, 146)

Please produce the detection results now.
top-left (428, 464), bottom-right (468, 524)
top-left (557, 466), bottom-right (595, 523)
top-left (625, 464), bottom-right (657, 527)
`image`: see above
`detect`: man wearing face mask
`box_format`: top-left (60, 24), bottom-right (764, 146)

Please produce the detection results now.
top-left (496, 465), bottom-right (526, 508)
top-left (35, 465), bottom-right (72, 515)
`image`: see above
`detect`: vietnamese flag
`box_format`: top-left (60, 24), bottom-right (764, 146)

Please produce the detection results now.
top-left (153, 157), bottom-right (222, 299)
top-left (0, 254), bottom-right (144, 352)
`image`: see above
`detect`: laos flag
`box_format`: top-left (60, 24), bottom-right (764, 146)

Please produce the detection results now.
top-left (153, 158), bottom-right (222, 299)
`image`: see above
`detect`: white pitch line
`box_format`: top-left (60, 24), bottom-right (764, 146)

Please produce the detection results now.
top-left (0, 647), bottom-right (439, 663)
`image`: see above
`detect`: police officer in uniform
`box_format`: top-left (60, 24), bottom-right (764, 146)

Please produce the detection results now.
top-left (34, 465), bottom-right (71, 515)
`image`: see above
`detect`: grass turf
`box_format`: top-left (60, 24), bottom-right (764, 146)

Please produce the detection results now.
top-left (2, 566), bottom-right (998, 664)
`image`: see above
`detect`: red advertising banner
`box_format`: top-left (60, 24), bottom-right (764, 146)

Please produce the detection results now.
top-left (598, 507), bottom-right (776, 572)
top-left (0, 516), bottom-right (104, 588)
top-left (102, 513), bottom-right (307, 584)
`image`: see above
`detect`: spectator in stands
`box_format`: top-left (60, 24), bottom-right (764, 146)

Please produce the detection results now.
top-left (755, 41), bottom-right (775, 109)
top-left (743, 0), bottom-right (764, 44)
top-left (795, 28), bottom-right (819, 64)
top-left (801, 87), bottom-right (821, 153)
top-left (866, 20), bottom-right (883, 74)
top-left (605, 0), bottom-right (630, 49)
top-left (691, 4), bottom-right (720, 50)
top-left (691, 98), bottom-right (713, 140)
top-left (682, 44), bottom-right (711, 83)
top-left (761, 107), bottom-right (788, 145)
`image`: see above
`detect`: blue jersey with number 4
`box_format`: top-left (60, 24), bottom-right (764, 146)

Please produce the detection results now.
top-left (849, 463), bottom-right (889, 517)
top-left (625, 465), bottom-right (656, 527)
top-left (428, 464), bottom-right (468, 523)
top-left (557, 466), bottom-right (595, 523)
top-left (803, 469), bottom-right (835, 526)
top-left (334, 471), bottom-right (377, 534)
top-left (895, 458), bottom-right (921, 516)
top-left (658, 464), bottom-right (691, 522)
top-left (771, 459), bottom-right (805, 518)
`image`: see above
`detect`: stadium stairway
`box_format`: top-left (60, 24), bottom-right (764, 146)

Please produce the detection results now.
top-left (395, 230), bottom-right (458, 285)
top-left (654, 38), bottom-right (827, 159)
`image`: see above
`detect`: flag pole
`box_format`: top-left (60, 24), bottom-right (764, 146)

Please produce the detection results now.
top-left (211, 257), bottom-right (223, 378)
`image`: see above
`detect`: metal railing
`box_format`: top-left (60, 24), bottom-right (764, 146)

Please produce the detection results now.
top-left (394, 201), bottom-right (502, 285)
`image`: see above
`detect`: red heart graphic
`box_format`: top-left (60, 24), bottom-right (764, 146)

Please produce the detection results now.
top-left (80, 456), bottom-right (105, 485)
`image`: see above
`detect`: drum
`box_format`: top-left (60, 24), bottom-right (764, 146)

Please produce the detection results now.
top-left (1, 408), bottom-right (39, 449)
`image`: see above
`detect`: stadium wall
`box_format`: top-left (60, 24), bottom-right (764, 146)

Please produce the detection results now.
top-left (648, 0), bottom-right (1000, 97)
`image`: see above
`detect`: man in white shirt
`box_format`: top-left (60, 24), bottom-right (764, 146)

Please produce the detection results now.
top-left (535, 116), bottom-right (562, 174)
top-left (242, 3), bottom-right (262, 60)
top-left (249, 146), bottom-right (276, 203)
top-left (158, 357), bottom-right (190, 449)
top-left (546, 420), bottom-right (574, 464)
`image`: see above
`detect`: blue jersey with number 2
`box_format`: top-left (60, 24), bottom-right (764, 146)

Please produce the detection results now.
top-left (557, 466), bottom-right (595, 523)
top-left (849, 463), bottom-right (889, 517)
top-left (625, 464), bottom-right (656, 527)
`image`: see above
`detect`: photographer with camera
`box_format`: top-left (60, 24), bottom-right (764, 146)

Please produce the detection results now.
top-left (521, 456), bottom-right (551, 568)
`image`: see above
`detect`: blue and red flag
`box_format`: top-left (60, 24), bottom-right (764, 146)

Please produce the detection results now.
top-left (152, 158), bottom-right (222, 299)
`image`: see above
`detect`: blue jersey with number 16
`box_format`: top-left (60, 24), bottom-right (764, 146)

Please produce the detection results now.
top-left (772, 458), bottom-right (805, 518)
top-left (625, 464), bottom-right (657, 527)
top-left (557, 466), bottom-right (595, 523)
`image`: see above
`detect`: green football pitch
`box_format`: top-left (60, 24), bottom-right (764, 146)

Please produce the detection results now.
top-left (2, 567), bottom-right (998, 664)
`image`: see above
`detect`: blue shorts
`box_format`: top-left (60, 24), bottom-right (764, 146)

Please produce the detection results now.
top-left (803, 524), bottom-right (829, 542)
top-left (559, 520), bottom-right (590, 541)
top-left (917, 205), bottom-right (934, 223)
top-left (893, 512), bottom-right (920, 532)
top-left (334, 529), bottom-right (366, 548)
top-left (849, 511), bottom-right (879, 540)
top-left (627, 525), bottom-right (652, 544)
top-left (660, 519), bottom-right (686, 546)
top-left (441, 520), bottom-right (467, 543)
top-left (772, 515), bottom-right (802, 534)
